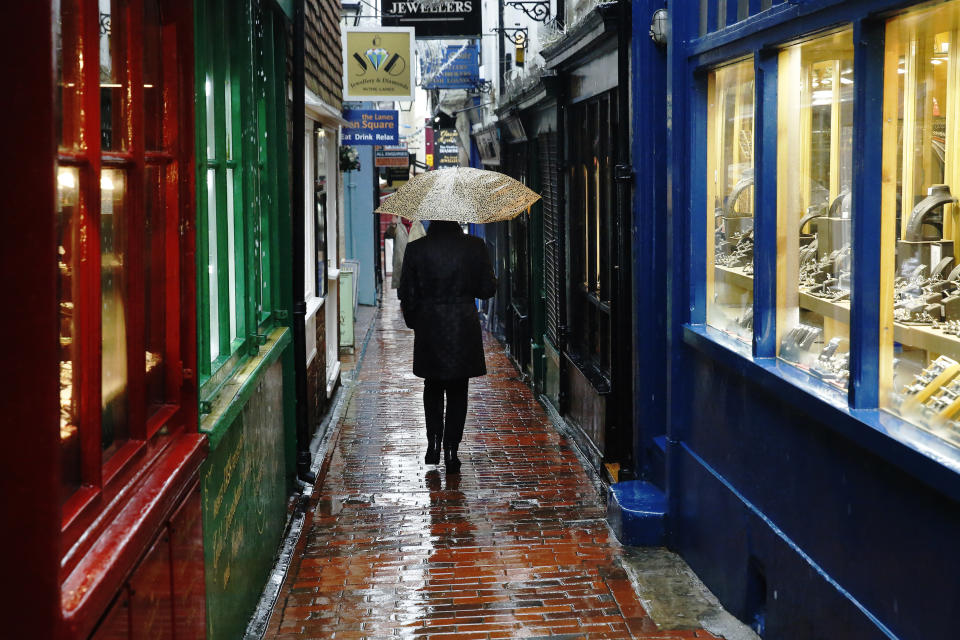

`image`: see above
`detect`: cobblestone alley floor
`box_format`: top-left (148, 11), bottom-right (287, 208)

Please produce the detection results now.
top-left (265, 291), bottom-right (722, 639)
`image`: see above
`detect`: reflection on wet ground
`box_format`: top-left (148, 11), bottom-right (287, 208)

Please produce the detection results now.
top-left (266, 292), bottom-right (721, 639)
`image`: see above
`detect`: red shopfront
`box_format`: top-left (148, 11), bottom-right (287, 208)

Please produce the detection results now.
top-left (2, 2), bottom-right (206, 638)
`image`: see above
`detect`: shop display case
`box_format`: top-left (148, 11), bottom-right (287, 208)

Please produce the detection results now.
top-left (776, 30), bottom-right (854, 388)
top-left (883, 0), bottom-right (960, 443)
top-left (707, 59), bottom-right (755, 342)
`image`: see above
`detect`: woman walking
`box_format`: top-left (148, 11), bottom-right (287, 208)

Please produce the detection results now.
top-left (397, 221), bottom-right (497, 473)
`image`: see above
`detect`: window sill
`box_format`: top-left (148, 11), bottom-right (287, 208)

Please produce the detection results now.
top-left (60, 432), bottom-right (206, 640)
top-left (305, 295), bottom-right (324, 320)
top-left (200, 326), bottom-right (292, 449)
top-left (682, 323), bottom-right (960, 503)
top-left (564, 350), bottom-right (612, 394)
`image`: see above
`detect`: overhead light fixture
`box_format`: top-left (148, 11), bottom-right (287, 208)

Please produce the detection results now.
top-left (649, 8), bottom-right (668, 47)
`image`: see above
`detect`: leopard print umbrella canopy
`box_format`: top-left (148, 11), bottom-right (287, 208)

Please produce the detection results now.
top-left (374, 167), bottom-right (541, 223)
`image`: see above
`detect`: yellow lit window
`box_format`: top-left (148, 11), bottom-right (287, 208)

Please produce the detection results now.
top-left (707, 59), bottom-right (755, 342)
top-left (883, 0), bottom-right (960, 446)
top-left (777, 30), bottom-right (854, 388)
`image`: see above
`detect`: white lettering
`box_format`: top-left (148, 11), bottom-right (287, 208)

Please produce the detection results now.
top-left (389, 0), bottom-right (473, 12)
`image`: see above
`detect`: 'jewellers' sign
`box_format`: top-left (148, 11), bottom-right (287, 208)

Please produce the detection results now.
top-left (381, 0), bottom-right (481, 38)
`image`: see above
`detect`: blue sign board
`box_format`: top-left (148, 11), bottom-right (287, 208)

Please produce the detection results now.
top-left (420, 45), bottom-right (480, 90)
top-left (341, 109), bottom-right (399, 145)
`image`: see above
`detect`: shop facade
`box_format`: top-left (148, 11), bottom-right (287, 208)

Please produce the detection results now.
top-left (9, 1), bottom-right (207, 637)
top-left (192, 1), bottom-right (297, 638)
top-left (665, 0), bottom-right (960, 636)
top-left (539, 1), bottom-right (636, 477)
top-left (301, 0), bottom-right (345, 466)
top-left (496, 81), bottom-right (560, 395)
top-left (4, 1), bottom-right (316, 637)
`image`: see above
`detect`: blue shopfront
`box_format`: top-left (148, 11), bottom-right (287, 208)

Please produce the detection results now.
top-left (654, 1), bottom-right (960, 638)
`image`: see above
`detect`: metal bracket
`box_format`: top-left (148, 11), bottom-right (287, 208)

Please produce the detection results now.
top-left (275, 309), bottom-right (290, 321)
top-left (467, 79), bottom-right (493, 96)
top-left (492, 25), bottom-right (529, 46)
top-left (614, 163), bottom-right (635, 184)
top-left (247, 333), bottom-right (268, 356)
top-left (504, 0), bottom-right (551, 22)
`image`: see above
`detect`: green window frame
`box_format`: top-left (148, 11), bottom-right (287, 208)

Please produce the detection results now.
top-left (194, 0), bottom-right (289, 391)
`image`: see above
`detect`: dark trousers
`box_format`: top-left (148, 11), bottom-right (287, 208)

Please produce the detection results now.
top-left (423, 378), bottom-right (468, 450)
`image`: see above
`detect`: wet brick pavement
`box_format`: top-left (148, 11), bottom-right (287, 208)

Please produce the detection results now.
top-left (265, 292), bottom-right (720, 639)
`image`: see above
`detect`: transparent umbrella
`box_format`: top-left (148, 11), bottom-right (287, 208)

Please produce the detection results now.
top-left (374, 167), bottom-right (541, 223)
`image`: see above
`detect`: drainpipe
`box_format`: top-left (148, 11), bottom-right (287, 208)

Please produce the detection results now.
top-left (291, 0), bottom-right (314, 484)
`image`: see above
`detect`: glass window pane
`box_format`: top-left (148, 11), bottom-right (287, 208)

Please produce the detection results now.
top-left (777, 30), bottom-right (854, 389)
top-left (145, 165), bottom-right (166, 412)
top-left (207, 169), bottom-right (219, 363)
top-left (227, 167), bottom-right (238, 344)
top-left (56, 0), bottom-right (82, 151)
top-left (143, 0), bottom-right (164, 151)
top-left (99, 0), bottom-right (129, 151)
top-left (316, 130), bottom-right (327, 298)
top-left (58, 166), bottom-right (81, 501)
top-left (101, 168), bottom-right (129, 459)
top-left (707, 59), bottom-right (755, 343)
top-left (884, 2), bottom-right (960, 445)
top-left (205, 75), bottom-right (216, 160)
top-left (305, 127), bottom-right (315, 301)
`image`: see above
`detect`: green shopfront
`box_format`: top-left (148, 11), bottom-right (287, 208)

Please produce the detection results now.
top-left (193, 0), bottom-right (297, 637)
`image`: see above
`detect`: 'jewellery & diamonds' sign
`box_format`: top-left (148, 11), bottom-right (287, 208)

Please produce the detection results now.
top-left (342, 27), bottom-right (415, 101)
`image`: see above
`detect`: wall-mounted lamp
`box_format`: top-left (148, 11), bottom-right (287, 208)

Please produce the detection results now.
top-left (514, 30), bottom-right (527, 67)
top-left (649, 8), bottom-right (668, 47)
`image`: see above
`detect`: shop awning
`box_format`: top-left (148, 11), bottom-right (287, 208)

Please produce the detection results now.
top-left (305, 89), bottom-right (350, 127)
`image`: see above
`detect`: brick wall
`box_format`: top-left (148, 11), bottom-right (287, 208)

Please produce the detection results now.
top-left (306, 0), bottom-right (343, 110)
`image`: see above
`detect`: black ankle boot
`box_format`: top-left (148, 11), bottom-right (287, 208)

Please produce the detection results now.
top-left (444, 446), bottom-right (461, 474)
top-left (425, 437), bottom-right (441, 465)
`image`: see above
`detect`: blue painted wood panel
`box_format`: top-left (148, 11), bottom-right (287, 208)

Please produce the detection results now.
top-left (664, 1), bottom-right (960, 638)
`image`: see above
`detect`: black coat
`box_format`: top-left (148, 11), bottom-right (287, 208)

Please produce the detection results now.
top-left (398, 221), bottom-right (497, 379)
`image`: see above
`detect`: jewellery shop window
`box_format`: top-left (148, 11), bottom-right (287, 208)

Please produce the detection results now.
top-left (883, 0), bottom-right (960, 448)
top-left (56, 0), bottom-right (187, 507)
top-left (777, 30), bottom-right (854, 389)
top-left (707, 58), bottom-right (755, 343)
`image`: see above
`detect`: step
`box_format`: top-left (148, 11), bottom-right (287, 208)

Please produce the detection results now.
top-left (606, 480), bottom-right (667, 546)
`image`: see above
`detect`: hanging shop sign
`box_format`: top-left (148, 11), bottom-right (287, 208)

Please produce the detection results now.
top-left (420, 44), bottom-right (480, 90)
top-left (375, 145), bottom-right (410, 167)
top-left (501, 114), bottom-right (527, 142)
top-left (381, 0), bottom-right (481, 37)
top-left (342, 27), bottom-right (415, 101)
top-left (342, 109), bottom-right (399, 145)
top-left (436, 128), bottom-right (461, 168)
top-left (384, 161), bottom-right (412, 186)
top-left (425, 124), bottom-right (435, 168)
top-left (475, 125), bottom-right (500, 166)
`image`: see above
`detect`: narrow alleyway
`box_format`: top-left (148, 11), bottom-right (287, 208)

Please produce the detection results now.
top-left (265, 292), bottom-right (720, 639)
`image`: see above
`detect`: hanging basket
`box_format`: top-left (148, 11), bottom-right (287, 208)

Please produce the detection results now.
top-left (339, 145), bottom-right (361, 172)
